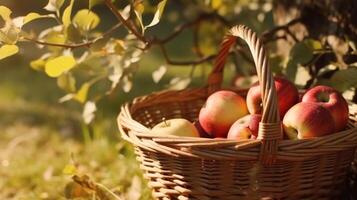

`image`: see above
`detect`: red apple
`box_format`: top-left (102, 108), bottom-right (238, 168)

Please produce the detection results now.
top-left (199, 90), bottom-right (248, 138)
top-left (246, 77), bottom-right (299, 119)
top-left (283, 102), bottom-right (335, 139)
top-left (151, 118), bottom-right (199, 137)
top-left (302, 85), bottom-right (349, 132)
top-left (227, 114), bottom-right (262, 140)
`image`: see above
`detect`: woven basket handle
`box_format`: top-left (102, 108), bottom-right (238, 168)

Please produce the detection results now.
top-left (208, 25), bottom-right (282, 165)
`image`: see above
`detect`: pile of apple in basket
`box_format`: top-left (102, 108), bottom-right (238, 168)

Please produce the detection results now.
top-left (151, 77), bottom-right (349, 140)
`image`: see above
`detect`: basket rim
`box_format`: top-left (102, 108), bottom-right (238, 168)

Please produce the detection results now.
top-left (117, 87), bottom-right (357, 161)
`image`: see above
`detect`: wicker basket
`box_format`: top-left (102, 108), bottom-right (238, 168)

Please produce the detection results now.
top-left (118, 25), bottom-right (357, 200)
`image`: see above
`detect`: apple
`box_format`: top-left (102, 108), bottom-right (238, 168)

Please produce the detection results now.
top-left (227, 114), bottom-right (262, 140)
top-left (151, 118), bottom-right (199, 137)
top-left (302, 85), bottom-right (349, 132)
top-left (283, 102), bottom-right (335, 139)
top-left (199, 90), bottom-right (248, 138)
top-left (246, 77), bottom-right (299, 119)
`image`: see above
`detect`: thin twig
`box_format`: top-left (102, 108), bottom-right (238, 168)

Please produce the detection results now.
top-left (102, 22), bottom-right (123, 38)
top-left (193, 24), bottom-right (204, 58)
top-left (261, 17), bottom-right (302, 43)
top-left (95, 183), bottom-right (123, 200)
top-left (285, 28), bottom-right (299, 43)
top-left (150, 12), bottom-right (230, 46)
top-left (158, 44), bottom-right (215, 65)
top-left (264, 35), bottom-right (287, 44)
top-left (104, 0), bottom-right (146, 43)
top-left (22, 22), bottom-right (122, 49)
top-left (23, 37), bottom-right (94, 48)
top-left (145, 12), bottom-right (231, 66)
top-left (159, 21), bottom-right (195, 44)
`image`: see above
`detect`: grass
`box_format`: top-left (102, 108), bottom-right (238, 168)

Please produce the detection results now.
top-left (0, 54), bottom-right (156, 199)
top-left (0, 122), bottom-right (153, 200)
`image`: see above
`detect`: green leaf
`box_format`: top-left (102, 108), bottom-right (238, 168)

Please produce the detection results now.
top-left (62, 0), bottom-right (74, 27)
top-left (24, 13), bottom-right (55, 25)
top-left (13, 13), bottom-right (55, 28)
top-left (74, 83), bottom-right (90, 103)
top-left (152, 65), bottom-right (166, 83)
top-left (289, 41), bottom-right (313, 65)
top-left (285, 60), bottom-right (298, 82)
top-left (45, 56), bottom-right (76, 78)
top-left (144, 0), bottom-right (167, 30)
top-left (211, 0), bottom-right (223, 9)
top-left (30, 58), bottom-right (46, 71)
top-left (44, 31), bottom-right (66, 52)
top-left (121, 75), bottom-right (132, 93)
top-left (0, 23), bottom-right (20, 44)
top-left (82, 101), bottom-right (96, 124)
top-left (57, 73), bottom-right (76, 93)
top-left (304, 39), bottom-right (322, 51)
top-left (0, 6), bottom-right (12, 21)
top-left (120, 5), bottom-right (131, 20)
top-left (114, 39), bottom-right (125, 54)
top-left (44, 0), bottom-right (65, 12)
top-left (65, 24), bottom-right (82, 43)
top-left (59, 93), bottom-right (75, 103)
top-left (0, 31), bottom-right (10, 43)
top-left (134, 3), bottom-right (144, 33)
top-left (89, 38), bottom-right (108, 52)
top-left (329, 68), bottom-right (357, 91)
top-left (327, 35), bottom-right (349, 55)
top-left (295, 66), bottom-right (311, 86)
top-left (73, 9), bottom-right (100, 31)
top-left (62, 164), bottom-right (77, 175)
top-left (348, 41), bottom-right (357, 52)
top-left (168, 77), bottom-right (191, 90)
top-left (24, 13), bottom-right (44, 24)
top-left (269, 55), bottom-right (285, 75)
top-left (0, 44), bottom-right (18, 60)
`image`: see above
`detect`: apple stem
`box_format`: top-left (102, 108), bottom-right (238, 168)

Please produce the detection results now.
top-left (162, 117), bottom-right (168, 126)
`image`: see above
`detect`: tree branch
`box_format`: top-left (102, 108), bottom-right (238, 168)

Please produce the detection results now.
top-left (149, 12), bottom-right (231, 46)
top-left (193, 24), bottom-right (204, 58)
top-left (22, 22), bottom-right (122, 49)
top-left (261, 17), bottom-right (302, 43)
top-left (23, 37), bottom-right (94, 48)
top-left (145, 12), bottom-right (232, 65)
top-left (158, 44), bottom-right (215, 65)
top-left (104, 0), bottom-right (146, 43)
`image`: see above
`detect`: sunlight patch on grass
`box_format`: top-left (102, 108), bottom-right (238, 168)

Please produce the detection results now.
top-left (0, 123), bottom-right (152, 200)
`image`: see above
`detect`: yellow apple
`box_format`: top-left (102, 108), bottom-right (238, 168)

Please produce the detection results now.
top-left (151, 118), bottom-right (200, 137)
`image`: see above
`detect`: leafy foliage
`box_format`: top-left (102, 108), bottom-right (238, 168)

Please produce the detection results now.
top-left (0, 0), bottom-right (355, 124)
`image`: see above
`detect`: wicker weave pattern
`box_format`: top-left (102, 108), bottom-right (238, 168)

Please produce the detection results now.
top-left (118, 25), bottom-right (357, 199)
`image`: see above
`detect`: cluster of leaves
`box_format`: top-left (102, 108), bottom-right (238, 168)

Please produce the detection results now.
top-left (1, 0), bottom-right (356, 125)
top-left (281, 37), bottom-right (357, 98)
top-left (0, 0), bottom-right (169, 124)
